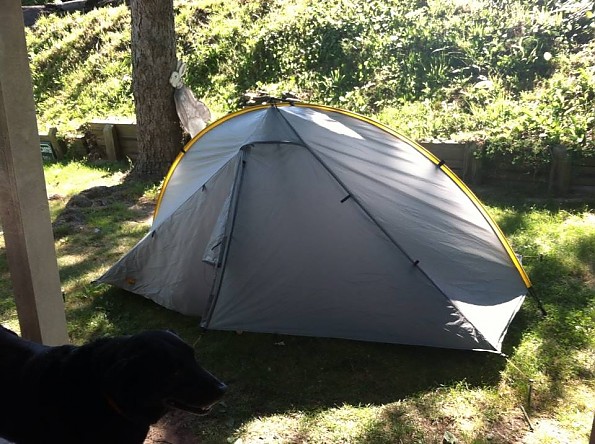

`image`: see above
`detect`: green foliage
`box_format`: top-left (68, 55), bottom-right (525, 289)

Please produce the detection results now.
top-left (27, 6), bottom-right (134, 133)
top-left (26, 0), bottom-right (595, 162)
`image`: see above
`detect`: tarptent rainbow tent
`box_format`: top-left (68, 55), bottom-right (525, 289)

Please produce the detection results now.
top-left (98, 103), bottom-right (531, 352)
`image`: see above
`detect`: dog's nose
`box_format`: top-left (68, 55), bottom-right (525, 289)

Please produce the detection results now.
top-left (216, 381), bottom-right (228, 394)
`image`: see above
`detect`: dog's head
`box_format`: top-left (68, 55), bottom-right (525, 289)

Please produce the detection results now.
top-left (99, 330), bottom-right (226, 423)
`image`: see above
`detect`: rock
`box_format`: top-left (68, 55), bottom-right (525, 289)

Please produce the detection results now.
top-left (443, 431), bottom-right (458, 444)
top-left (66, 194), bottom-right (93, 208)
top-left (81, 186), bottom-right (112, 199)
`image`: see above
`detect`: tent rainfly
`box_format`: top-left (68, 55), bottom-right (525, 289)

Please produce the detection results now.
top-left (98, 103), bottom-right (531, 353)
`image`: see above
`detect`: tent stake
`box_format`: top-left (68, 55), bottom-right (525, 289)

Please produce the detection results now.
top-left (528, 287), bottom-right (547, 317)
top-left (520, 405), bottom-right (534, 432)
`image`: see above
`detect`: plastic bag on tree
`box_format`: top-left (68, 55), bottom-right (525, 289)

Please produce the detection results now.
top-left (170, 61), bottom-right (211, 137)
top-left (174, 86), bottom-right (211, 137)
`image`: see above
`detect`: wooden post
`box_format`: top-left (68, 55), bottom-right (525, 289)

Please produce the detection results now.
top-left (47, 127), bottom-right (66, 159)
top-left (463, 142), bottom-right (483, 185)
top-left (549, 145), bottom-right (572, 195)
top-left (103, 123), bottom-right (121, 161)
top-left (0, 1), bottom-right (68, 345)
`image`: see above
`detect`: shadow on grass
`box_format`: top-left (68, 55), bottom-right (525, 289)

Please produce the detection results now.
top-left (525, 233), bottom-right (595, 405)
top-left (65, 284), bottom-right (511, 443)
top-left (50, 174), bottom-right (157, 290)
top-left (29, 176), bottom-right (594, 441)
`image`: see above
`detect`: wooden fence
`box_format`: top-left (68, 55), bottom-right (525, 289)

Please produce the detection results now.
top-left (42, 121), bottom-right (595, 196)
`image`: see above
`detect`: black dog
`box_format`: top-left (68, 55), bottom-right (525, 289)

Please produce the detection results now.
top-left (0, 326), bottom-right (226, 444)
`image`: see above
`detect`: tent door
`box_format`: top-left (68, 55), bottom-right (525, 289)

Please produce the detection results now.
top-left (201, 146), bottom-right (249, 326)
top-left (202, 194), bottom-right (232, 266)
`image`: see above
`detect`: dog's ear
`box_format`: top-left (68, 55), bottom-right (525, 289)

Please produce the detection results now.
top-left (101, 352), bottom-right (170, 423)
top-left (102, 345), bottom-right (174, 396)
top-left (103, 355), bottom-right (140, 392)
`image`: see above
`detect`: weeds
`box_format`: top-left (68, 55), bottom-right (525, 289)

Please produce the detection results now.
top-left (0, 160), bottom-right (593, 442)
top-left (26, 0), bottom-right (595, 165)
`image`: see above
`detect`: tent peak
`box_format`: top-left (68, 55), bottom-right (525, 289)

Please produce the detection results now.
top-left (240, 91), bottom-right (301, 107)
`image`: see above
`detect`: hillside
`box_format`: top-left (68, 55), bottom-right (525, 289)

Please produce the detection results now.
top-left (26, 0), bottom-right (595, 164)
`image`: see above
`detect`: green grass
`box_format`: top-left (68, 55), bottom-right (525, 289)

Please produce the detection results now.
top-left (0, 161), bottom-right (593, 443)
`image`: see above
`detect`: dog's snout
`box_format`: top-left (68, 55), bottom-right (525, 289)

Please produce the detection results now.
top-left (216, 381), bottom-right (228, 394)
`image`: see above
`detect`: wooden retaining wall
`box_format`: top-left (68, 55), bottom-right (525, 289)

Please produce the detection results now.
top-left (418, 141), bottom-right (482, 185)
top-left (83, 119), bottom-right (138, 161)
top-left (43, 121), bottom-right (595, 195)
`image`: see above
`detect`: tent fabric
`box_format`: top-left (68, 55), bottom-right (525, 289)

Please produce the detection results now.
top-left (98, 103), bottom-right (531, 353)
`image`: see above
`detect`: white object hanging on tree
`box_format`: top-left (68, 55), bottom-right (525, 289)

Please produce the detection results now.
top-left (170, 60), bottom-right (211, 137)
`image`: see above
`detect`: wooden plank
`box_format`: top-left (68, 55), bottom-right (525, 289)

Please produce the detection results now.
top-left (549, 145), bottom-right (571, 194)
top-left (0, 2), bottom-right (68, 345)
top-left (423, 146), bottom-right (465, 162)
top-left (114, 123), bottom-right (138, 140)
top-left (462, 143), bottom-right (482, 184)
top-left (85, 121), bottom-right (138, 160)
top-left (574, 165), bottom-right (595, 176)
top-left (573, 175), bottom-right (595, 186)
top-left (575, 157), bottom-right (595, 167)
top-left (103, 123), bottom-right (120, 161)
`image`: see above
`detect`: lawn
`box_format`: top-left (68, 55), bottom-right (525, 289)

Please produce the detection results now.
top-left (0, 160), bottom-right (593, 443)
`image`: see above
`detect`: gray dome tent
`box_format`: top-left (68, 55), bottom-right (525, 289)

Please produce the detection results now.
top-left (98, 103), bottom-right (531, 353)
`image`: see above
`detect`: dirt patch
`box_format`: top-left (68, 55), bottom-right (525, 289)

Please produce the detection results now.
top-left (52, 184), bottom-right (155, 237)
top-left (145, 410), bottom-right (201, 444)
top-left (0, 411), bottom-right (199, 444)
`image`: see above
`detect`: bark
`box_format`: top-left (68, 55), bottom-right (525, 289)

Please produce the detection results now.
top-left (130, 0), bottom-right (183, 180)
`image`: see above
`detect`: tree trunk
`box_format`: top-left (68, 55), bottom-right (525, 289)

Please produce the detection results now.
top-left (130, 0), bottom-right (182, 180)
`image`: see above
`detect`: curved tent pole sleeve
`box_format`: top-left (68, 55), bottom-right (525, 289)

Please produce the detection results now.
top-left (201, 147), bottom-right (249, 328)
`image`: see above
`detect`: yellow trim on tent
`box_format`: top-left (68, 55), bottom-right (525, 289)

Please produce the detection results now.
top-left (154, 102), bottom-right (531, 288)
top-left (289, 103), bottom-right (531, 288)
top-left (310, 104), bottom-right (531, 288)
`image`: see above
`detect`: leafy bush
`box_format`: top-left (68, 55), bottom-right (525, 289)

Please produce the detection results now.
top-left (26, 0), bottom-right (595, 162)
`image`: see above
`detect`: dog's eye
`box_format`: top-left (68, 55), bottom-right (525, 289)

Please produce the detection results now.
top-left (172, 369), bottom-right (186, 379)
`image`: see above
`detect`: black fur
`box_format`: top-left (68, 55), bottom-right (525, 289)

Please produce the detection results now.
top-left (0, 326), bottom-right (226, 444)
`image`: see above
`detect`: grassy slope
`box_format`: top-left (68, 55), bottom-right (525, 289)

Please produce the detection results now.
top-left (0, 162), bottom-right (593, 443)
top-left (27, 0), bottom-right (595, 164)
